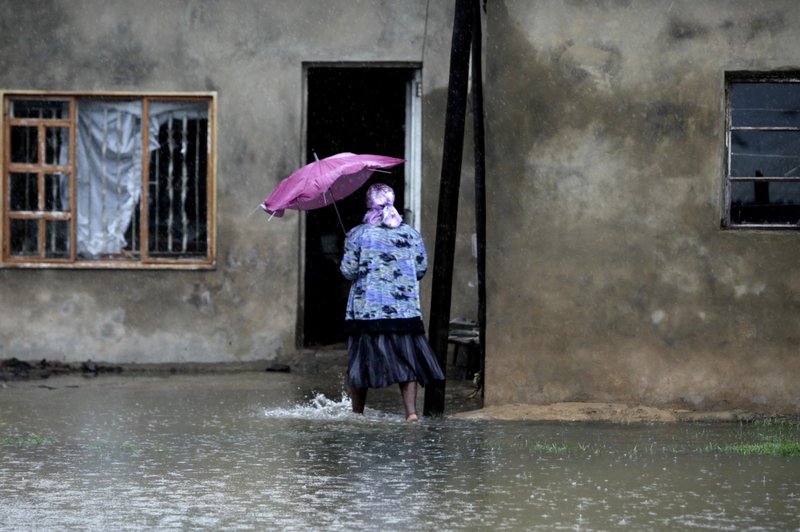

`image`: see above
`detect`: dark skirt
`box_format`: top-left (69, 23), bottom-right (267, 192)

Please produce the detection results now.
top-left (347, 332), bottom-right (445, 389)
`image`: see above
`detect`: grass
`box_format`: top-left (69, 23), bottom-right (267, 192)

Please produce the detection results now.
top-left (525, 441), bottom-right (591, 455)
top-left (513, 418), bottom-right (800, 457)
top-left (519, 437), bottom-right (800, 457)
top-left (703, 419), bottom-right (800, 456)
top-left (0, 433), bottom-right (54, 447)
top-left (704, 441), bottom-right (800, 456)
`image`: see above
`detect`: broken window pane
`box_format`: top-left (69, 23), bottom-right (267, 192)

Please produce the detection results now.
top-left (75, 99), bottom-right (143, 259)
top-left (10, 126), bottom-right (38, 164)
top-left (9, 219), bottom-right (38, 256)
top-left (9, 173), bottom-right (38, 211)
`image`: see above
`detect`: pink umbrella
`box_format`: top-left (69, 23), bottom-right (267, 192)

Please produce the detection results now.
top-left (260, 152), bottom-right (405, 219)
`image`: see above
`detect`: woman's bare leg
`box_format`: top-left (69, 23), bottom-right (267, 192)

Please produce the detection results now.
top-left (350, 387), bottom-right (367, 414)
top-left (399, 381), bottom-right (418, 421)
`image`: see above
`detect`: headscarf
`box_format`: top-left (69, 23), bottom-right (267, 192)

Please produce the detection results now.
top-left (363, 183), bottom-right (403, 228)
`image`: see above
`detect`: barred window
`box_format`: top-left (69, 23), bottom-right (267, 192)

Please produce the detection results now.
top-left (3, 94), bottom-right (215, 267)
top-left (724, 73), bottom-right (800, 229)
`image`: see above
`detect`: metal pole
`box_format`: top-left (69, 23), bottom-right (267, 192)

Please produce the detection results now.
top-left (471, 0), bottom-right (487, 398)
top-left (424, 0), bottom-right (474, 417)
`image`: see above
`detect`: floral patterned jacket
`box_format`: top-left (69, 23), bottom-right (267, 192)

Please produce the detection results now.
top-left (340, 223), bottom-right (428, 331)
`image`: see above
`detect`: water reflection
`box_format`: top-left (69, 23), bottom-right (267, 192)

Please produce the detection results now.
top-left (1, 373), bottom-right (798, 530)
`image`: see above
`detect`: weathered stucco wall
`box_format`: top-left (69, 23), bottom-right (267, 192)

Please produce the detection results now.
top-left (6, 0), bottom-right (792, 415)
top-left (0, 0), bottom-right (462, 364)
top-left (484, 0), bottom-right (800, 412)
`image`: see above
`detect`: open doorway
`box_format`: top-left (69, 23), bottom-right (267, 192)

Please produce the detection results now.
top-left (303, 65), bottom-right (421, 347)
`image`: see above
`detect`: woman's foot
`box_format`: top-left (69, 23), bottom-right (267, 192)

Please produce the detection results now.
top-left (350, 387), bottom-right (367, 414)
top-left (399, 381), bottom-right (418, 421)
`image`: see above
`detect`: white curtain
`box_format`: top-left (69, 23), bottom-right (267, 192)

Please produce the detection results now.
top-left (75, 100), bottom-right (207, 257)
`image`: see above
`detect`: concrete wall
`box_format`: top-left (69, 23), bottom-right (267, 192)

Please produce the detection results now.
top-left (0, 0), bottom-right (469, 364)
top-left (484, 0), bottom-right (800, 412)
top-left (4, 0), bottom-right (795, 414)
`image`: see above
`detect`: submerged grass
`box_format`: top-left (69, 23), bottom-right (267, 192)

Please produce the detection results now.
top-left (704, 441), bottom-right (800, 456)
top-left (703, 419), bottom-right (800, 456)
top-left (524, 441), bottom-right (592, 455)
top-left (507, 418), bottom-right (800, 458)
top-left (519, 437), bottom-right (800, 457)
top-left (0, 433), bottom-right (54, 447)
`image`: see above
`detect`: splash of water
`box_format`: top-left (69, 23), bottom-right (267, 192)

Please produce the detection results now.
top-left (264, 392), bottom-right (405, 422)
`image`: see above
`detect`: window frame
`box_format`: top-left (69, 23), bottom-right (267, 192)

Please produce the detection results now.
top-left (723, 71), bottom-right (800, 230)
top-left (1, 91), bottom-right (217, 269)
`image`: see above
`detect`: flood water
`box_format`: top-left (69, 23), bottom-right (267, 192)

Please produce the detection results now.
top-left (1, 372), bottom-right (798, 530)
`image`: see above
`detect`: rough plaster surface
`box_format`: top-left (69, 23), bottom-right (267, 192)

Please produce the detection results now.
top-left (0, 0), bottom-right (456, 365)
top-left (484, 0), bottom-right (800, 412)
top-left (2, 0), bottom-right (797, 414)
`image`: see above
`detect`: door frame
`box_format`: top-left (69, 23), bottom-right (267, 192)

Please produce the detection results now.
top-left (297, 62), bottom-right (423, 348)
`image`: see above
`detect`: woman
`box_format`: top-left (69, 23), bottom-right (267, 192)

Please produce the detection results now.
top-left (339, 183), bottom-right (445, 421)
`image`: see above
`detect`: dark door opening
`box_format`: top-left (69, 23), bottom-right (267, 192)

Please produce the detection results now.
top-left (303, 66), bottom-right (413, 347)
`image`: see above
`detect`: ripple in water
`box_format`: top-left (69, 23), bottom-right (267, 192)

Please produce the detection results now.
top-left (3, 374), bottom-right (798, 530)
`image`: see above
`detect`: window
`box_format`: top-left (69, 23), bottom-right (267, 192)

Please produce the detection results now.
top-left (2, 93), bottom-right (215, 267)
top-left (724, 73), bottom-right (800, 229)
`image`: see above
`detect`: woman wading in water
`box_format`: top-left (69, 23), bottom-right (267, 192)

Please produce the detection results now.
top-left (339, 183), bottom-right (445, 421)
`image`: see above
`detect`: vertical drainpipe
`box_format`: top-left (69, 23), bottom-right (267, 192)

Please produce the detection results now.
top-left (424, 0), bottom-right (475, 417)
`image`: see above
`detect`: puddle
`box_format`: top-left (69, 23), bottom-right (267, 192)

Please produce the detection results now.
top-left (0, 373), bottom-right (797, 530)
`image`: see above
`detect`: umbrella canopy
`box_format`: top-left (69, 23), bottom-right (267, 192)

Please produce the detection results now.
top-left (261, 152), bottom-right (405, 217)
